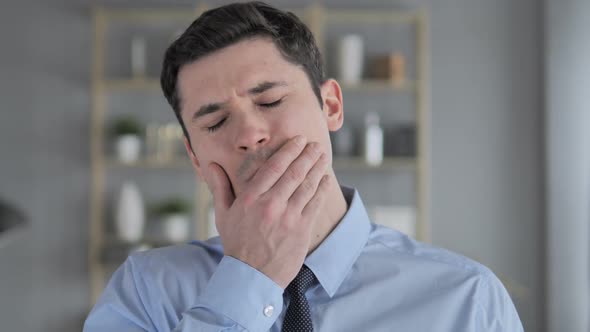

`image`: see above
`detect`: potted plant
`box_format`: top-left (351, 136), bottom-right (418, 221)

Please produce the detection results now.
top-left (150, 197), bottom-right (192, 243)
top-left (111, 115), bottom-right (143, 163)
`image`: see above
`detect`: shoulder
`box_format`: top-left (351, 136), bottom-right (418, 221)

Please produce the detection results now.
top-left (364, 224), bottom-right (511, 306)
top-left (366, 223), bottom-right (496, 280)
top-left (365, 224), bottom-right (523, 330)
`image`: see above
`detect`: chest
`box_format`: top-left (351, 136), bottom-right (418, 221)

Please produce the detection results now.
top-left (270, 272), bottom-right (480, 332)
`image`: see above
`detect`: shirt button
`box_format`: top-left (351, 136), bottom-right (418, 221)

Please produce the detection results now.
top-left (263, 305), bottom-right (274, 317)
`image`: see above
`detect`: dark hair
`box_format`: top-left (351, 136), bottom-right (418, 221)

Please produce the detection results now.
top-left (160, 1), bottom-right (326, 150)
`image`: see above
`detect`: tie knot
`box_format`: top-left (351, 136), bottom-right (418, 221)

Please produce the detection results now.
top-left (287, 265), bottom-right (316, 295)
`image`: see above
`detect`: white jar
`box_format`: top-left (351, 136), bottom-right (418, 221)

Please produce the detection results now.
top-left (338, 34), bottom-right (364, 84)
top-left (115, 134), bottom-right (141, 163)
top-left (160, 214), bottom-right (190, 243)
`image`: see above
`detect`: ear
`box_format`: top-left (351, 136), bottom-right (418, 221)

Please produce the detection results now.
top-left (184, 137), bottom-right (204, 180)
top-left (320, 79), bottom-right (344, 132)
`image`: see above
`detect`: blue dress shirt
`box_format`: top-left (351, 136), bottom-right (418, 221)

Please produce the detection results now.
top-left (84, 187), bottom-right (523, 331)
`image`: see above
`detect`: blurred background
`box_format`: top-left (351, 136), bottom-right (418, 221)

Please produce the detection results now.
top-left (0, 0), bottom-right (588, 331)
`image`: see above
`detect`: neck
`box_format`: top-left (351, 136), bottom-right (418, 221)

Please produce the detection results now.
top-left (307, 169), bottom-right (348, 254)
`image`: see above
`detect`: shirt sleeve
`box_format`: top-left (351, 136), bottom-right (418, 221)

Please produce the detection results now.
top-left (83, 256), bottom-right (159, 332)
top-left (83, 255), bottom-right (284, 332)
top-left (174, 255), bottom-right (285, 331)
top-left (476, 271), bottom-right (525, 332)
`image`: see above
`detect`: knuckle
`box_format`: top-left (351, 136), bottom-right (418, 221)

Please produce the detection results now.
top-left (265, 160), bottom-right (284, 176)
top-left (285, 166), bottom-right (305, 182)
top-left (277, 218), bottom-right (291, 232)
top-left (300, 178), bottom-right (315, 193)
top-left (299, 216), bottom-right (312, 228)
top-left (239, 188), bottom-right (258, 207)
top-left (261, 198), bottom-right (281, 220)
top-left (240, 191), bottom-right (256, 207)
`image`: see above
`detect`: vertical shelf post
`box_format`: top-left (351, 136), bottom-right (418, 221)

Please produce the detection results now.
top-left (415, 9), bottom-right (431, 242)
top-left (89, 7), bottom-right (107, 305)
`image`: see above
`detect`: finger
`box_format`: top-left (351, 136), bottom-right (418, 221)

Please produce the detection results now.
top-left (247, 135), bottom-right (307, 197)
top-left (284, 152), bottom-right (329, 213)
top-left (301, 174), bottom-right (330, 221)
top-left (266, 142), bottom-right (323, 202)
top-left (206, 162), bottom-right (235, 211)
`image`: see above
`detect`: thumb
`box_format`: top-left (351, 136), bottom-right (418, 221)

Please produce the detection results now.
top-left (206, 162), bottom-right (234, 211)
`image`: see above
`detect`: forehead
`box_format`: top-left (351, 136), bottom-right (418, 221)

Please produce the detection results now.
top-left (177, 38), bottom-right (303, 112)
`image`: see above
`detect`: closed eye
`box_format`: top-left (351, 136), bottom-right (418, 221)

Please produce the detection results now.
top-left (259, 98), bottom-right (283, 108)
top-left (207, 118), bottom-right (226, 133)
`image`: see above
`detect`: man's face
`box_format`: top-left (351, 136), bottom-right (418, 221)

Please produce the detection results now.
top-left (177, 37), bottom-right (342, 195)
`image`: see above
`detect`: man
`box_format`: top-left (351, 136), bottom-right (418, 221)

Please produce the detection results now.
top-left (84, 2), bottom-right (523, 331)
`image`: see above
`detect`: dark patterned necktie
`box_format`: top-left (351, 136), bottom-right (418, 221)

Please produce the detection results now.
top-left (282, 265), bottom-right (316, 332)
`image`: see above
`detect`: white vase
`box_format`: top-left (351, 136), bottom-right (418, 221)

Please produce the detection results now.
top-left (115, 181), bottom-right (145, 243)
top-left (338, 34), bottom-right (364, 84)
top-left (115, 135), bottom-right (141, 163)
top-left (363, 112), bottom-right (383, 166)
top-left (161, 214), bottom-right (190, 243)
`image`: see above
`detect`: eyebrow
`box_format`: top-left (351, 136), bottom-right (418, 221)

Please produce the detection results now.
top-left (247, 80), bottom-right (288, 95)
top-left (191, 102), bottom-right (225, 122)
top-left (191, 80), bottom-right (289, 122)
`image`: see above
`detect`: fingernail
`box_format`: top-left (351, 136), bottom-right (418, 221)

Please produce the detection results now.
top-left (311, 142), bottom-right (322, 154)
top-left (293, 135), bottom-right (306, 146)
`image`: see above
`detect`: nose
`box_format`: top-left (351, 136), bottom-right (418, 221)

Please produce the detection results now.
top-left (234, 113), bottom-right (270, 153)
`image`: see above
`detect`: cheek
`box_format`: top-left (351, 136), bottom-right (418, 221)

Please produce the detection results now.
top-left (272, 109), bottom-right (333, 163)
top-left (277, 108), bottom-right (329, 142)
top-left (194, 139), bottom-right (220, 173)
top-left (194, 138), bottom-right (240, 182)
top-left (277, 101), bottom-right (324, 132)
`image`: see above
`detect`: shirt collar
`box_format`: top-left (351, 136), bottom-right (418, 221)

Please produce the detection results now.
top-left (304, 186), bottom-right (371, 297)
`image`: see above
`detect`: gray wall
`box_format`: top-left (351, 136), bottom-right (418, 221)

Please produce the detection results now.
top-left (0, 1), bottom-right (91, 330)
top-left (0, 0), bottom-right (544, 331)
top-left (545, 0), bottom-right (590, 330)
top-left (429, 1), bottom-right (544, 331)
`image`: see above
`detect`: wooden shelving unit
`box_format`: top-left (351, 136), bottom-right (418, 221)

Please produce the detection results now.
top-left (89, 3), bottom-right (429, 306)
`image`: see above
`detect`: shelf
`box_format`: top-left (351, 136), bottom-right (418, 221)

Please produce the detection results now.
top-left (106, 158), bottom-right (193, 170)
top-left (339, 79), bottom-right (416, 92)
top-left (333, 157), bottom-right (415, 170)
top-left (99, 7), bottom-right (419, 25)
top-left (324, 9), bottom-right (419, 24)
top-left (100, 7), bottom-right (203, 22)
top-left (105, 157), bottom-right (414, 171)
top-left (101, 78), bottom-right (417, 93)
top-left (101, 78), bottom-right (161, 91)
top-left (100, 235), bottom-right (190, 263)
